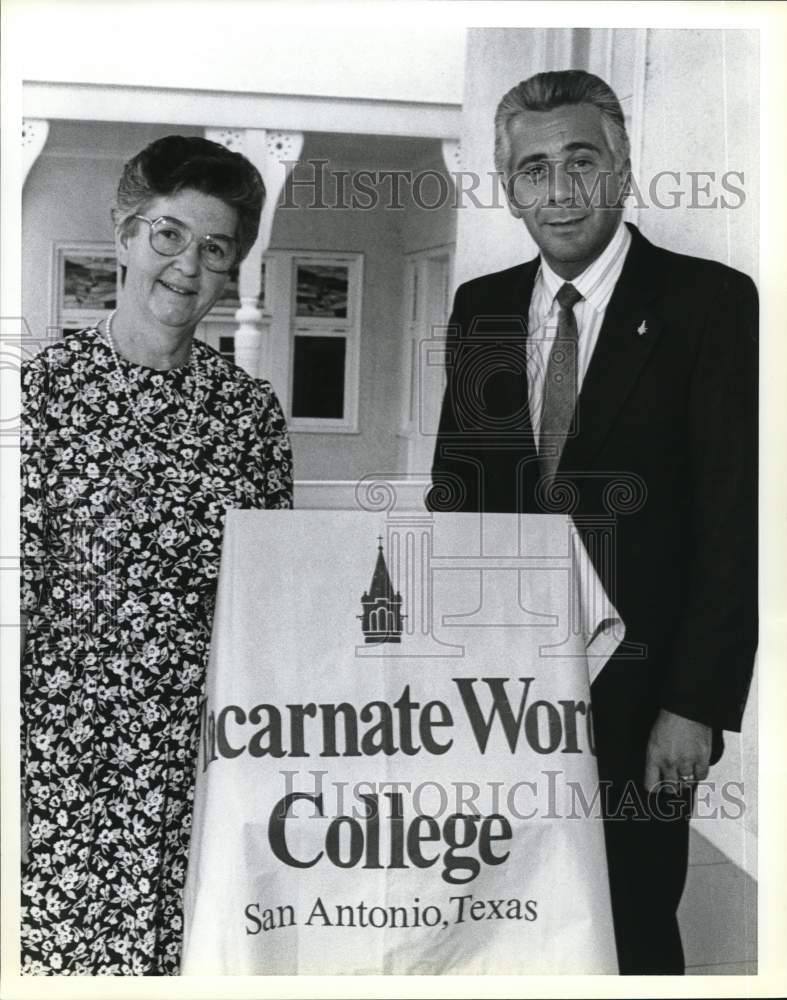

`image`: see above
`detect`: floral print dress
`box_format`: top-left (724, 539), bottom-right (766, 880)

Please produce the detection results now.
top-left (20, 326), bottom-right (292, 975)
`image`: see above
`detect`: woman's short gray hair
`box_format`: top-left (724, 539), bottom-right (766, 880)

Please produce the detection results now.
top-left (494, 70), bottom-right (631, 179)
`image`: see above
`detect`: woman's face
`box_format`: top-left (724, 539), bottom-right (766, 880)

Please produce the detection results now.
top-left (116, 187), bottom-right (238, 336)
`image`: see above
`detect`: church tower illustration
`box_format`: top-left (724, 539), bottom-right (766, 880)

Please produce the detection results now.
top-left (358, 536), bottom-right (404, 643)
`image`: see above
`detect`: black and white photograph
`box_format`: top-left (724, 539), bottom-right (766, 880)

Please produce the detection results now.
top-left (1, 0), bottom-right (786, 996)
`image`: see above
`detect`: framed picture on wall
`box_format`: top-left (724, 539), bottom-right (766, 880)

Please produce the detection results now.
top-left (294, 261), bottom-right (348, 319)
top-left (50, 241), bottom-right (118, 334)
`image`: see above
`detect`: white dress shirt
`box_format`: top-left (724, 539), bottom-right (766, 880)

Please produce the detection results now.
top-left (527, 221), bottom-right (632, 447)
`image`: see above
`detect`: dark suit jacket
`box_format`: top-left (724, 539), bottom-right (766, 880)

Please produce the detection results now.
top-left (428, 224), bottom-right (757, 760)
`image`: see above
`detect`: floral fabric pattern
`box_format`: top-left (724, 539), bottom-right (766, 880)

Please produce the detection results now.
top-left (20, 327), bottom-right (292, 975)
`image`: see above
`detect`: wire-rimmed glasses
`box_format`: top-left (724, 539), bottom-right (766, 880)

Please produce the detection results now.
top-left (131, 214), bottom-right (239, 273)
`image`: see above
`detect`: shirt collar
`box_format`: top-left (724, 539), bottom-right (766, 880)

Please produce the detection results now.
top-left (539, 220), bottom-right (631, 314)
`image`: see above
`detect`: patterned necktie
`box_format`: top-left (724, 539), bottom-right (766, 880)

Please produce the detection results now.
top-left (539, 282), bottom-right (583, 480)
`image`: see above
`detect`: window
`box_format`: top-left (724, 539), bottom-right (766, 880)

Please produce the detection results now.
top-left (292, 336), bottom-right (346, 418)
top-left (218, 336), bottom-right (235, 365)
top-left (288, 253), bottom-right (363, 433)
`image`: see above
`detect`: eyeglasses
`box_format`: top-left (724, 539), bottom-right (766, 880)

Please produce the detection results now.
top-left (131, 214), bottom-right (239, 273)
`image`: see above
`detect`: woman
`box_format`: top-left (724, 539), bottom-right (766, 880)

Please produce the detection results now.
top-left (20, 135), bottom-right (292, 975)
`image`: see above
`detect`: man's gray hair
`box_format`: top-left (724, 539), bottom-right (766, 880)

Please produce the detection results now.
top-left (494, 70), bottom-right (631, 178)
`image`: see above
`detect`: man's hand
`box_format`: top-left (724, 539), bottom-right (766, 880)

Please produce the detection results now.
top-left (644, 708), bottom-right (712, 792)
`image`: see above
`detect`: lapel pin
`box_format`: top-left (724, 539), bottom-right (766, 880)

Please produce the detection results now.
top-left (637, 320), bottom-right (648, 336)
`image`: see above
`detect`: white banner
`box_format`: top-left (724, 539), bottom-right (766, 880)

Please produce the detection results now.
top-left (182, 511), bottom-right (623, 974)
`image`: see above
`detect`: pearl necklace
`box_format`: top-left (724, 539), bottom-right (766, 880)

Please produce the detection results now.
top-left (103, 309), bottom-right (207, 444)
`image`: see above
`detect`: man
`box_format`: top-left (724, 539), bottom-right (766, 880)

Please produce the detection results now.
top-left (428, 70), bottom-right (757, 974)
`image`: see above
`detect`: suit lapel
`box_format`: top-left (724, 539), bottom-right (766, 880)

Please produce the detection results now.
top-left (471, 259), bottom-right (539, 432)
top-left (559, 225), bottom-right (664, 473)
top-left (507, 259), bottom-right (539, 437)
top-left (511, 258), bottom-right (540, 321)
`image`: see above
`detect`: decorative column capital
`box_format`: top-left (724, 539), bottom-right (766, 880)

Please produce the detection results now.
top-left (204, 127), bottom-right (304, 180)
top-left (265, 130), bottom-right (303, 167)
top-left (203, 127), bottom-right (304, 253)
top-left (204, 128), bottom-right (246, 153)
top-left (440, 140), bottom-right (462, 198)
top-left (22, 118), bottom-right (49, 186)
top-left (441, 139), bottom-right (461, 175)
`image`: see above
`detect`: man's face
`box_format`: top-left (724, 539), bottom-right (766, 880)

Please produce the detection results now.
top-left (504, 103), bottom-right (628, 279)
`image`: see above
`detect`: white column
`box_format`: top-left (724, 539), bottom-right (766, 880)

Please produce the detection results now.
top-left (453, 28), bottom-right (548, 290)
top-left (21, 118), bottom-right (49, 186)
top-left (205, 127), bottom-right (303, 377)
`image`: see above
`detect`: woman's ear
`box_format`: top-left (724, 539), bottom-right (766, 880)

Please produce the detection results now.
top-left (112, 208), bottom-right (134, 268)
top-left (114, 223), bottom-right (130, 268)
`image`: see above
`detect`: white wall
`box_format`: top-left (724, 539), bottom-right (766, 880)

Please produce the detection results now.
top-left (401, 150), bottom-right (456, 256)
top-left (453, 28), bottom-right (546, 289)
top-left (637, 29), bottom-right (758, 280)
top-left (16, 1), bottom-right (466, 106)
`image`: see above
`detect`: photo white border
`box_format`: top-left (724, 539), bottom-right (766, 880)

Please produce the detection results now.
top-left (2, 2), bottom-right (786, 998)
